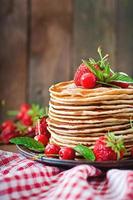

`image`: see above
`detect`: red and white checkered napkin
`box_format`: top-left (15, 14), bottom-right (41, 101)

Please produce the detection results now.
top-left (0, 150), bottom-right (133, 200)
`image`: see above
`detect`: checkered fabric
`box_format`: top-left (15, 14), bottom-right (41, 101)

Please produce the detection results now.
top-left (0, 150), bottom-right (133, 200)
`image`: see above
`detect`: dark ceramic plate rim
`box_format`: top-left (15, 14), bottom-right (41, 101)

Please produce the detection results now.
top-left (17, 145), bottom-right (133, 170)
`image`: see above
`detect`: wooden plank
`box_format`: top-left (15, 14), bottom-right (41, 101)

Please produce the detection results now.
top-left (29, 0), bottom-right (73, 106)
top-left (116, 0), bottom-right (133, 76)
top-left (0, 0), bottom-right (28, 122)
top-left (0, 144), bottom-right (18, 153)
top-left (72, 0), bottom-right (118, 73)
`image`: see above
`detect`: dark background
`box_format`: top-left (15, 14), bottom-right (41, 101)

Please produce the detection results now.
top-left (0, 0), bottom-right (133, 122)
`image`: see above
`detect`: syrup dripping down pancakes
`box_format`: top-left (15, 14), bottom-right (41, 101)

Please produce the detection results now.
top-left (47, 80), bottom-right (133, 157)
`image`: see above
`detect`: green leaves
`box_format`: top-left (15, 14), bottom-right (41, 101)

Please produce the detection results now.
top-left (10, 137), bottom-right (45, 152)
top-left (106, 72), bottom-right (133, 83)
top-left (106, 132), bottom-right (126, 160)
top-left (28, 105), bottom-right (48, 122)
top-left (15, 122), bottom-right (28, 135)
top-left (74, 144), bottom-right (95, 161)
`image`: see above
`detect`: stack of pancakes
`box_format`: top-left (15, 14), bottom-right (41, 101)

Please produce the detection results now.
top-left (47, 80), bottom-right (133, 157)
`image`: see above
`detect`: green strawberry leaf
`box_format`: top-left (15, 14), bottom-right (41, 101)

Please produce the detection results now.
top-left (10, 137), bottom-right (44, 152)
top-left (7, 110), bottom-right (19, 116)
top-left (105, 132), bottom-right (126, 160)
top-left (16, 122), bottom-right (28, 134)
top-left (74, 144), bottom-right (95, 161)
top-left (28, 105), bottom-right (48, 122)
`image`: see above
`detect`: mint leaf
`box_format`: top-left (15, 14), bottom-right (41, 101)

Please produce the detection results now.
top-left (107, 72), bottom-right (133, 83)
top-left (82, 60), bottom-right (97, 75)
top-left (10, 137), bottom-right (44, 152)
top-left (74, 144), bottom-right (95, 161)
top-left (96, 81), bottom-right (120, 88)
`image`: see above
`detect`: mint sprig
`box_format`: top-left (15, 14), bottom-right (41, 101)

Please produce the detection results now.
top-left (106, 72), bottom-right (133, 83)
top-left (10, 136), bottom-right (45, 152)
top-left (83, 47), bottom-right (133, 86)
top-left (74, 144), bottom-right (95, 161)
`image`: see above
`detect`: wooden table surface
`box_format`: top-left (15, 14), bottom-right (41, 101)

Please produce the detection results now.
top-left (0, 144), bottom-right (18, 153)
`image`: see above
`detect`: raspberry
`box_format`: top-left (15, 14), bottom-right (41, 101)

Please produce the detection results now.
top-left (81, 73), bottom-right (96, 89)
top-left (45, 144), bottom-right (60, 157)
top-left (93, 133), bottom-right (125, 161)
top-left (59, 147), bottom-right (75, 160)
top-left (74, 63), bottom-right (90, 86)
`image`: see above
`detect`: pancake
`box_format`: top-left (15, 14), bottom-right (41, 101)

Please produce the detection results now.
top-left (49, 101), bottom-right (133, 110)
top-left (47, 118), bottom-right (128, 129)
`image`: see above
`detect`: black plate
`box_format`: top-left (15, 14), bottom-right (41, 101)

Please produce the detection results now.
top-left (17, 145), bottom-right (133, 170)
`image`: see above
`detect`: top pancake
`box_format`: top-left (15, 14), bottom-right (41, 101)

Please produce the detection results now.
top-left (49, 81), bottom-right (133, 105)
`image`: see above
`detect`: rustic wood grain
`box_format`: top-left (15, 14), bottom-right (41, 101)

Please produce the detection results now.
top-left (0, 144), bottom-right (18, 153)
top-left (72, 0), bottom-right (117, 75)
top-left (28, 0), bottom-right (73, 106)
top-left (0, 0), bottom-right (133, 122)
top-left (0, 0), bottom-right (28, 122)
top-left (116, 0), bottom-right (133, 76)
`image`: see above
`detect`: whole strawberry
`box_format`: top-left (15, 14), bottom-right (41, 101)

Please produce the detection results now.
top-left (0, 120), bottom-right (18, 144)
top-left (93, 132), bottom-right (126, 161)
top-left (74, 63), bottom-right (90, 86)
top-left (16, 103), bottom-right (31, 120)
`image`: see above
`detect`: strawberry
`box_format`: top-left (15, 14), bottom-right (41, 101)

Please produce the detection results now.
top-left (59, 147), bottom-right (75, 160)
top-left (16, 103), bottom-right (31, 120)
top-left (27, 126), bottom-right (35, 137)
top-left (20, 103), bottom-right (31, 113)
top-left (34, 134), bottom-right (49, 146)
top-left (21, 113), bottom-right (33, 126)
top-left (0, 121), bottom-right (18, 144)
top-left (93, 132), bottom-right (125, 161)
top-left (74, 63), bottom-right (90, 86)
top-left (45, 144), bottom-right (60, 157)
top-left (35, 117), bottom-right (50, 138)
top-left (81, 72), bottom-right (96, 89)
top-left (1, 120), bottom-right (15, 130)
top-left (111, 82), bottom-right (129, 88)
top-left (0, 130), bottom-right (18, 144)
top-left (39, 117), bottom-right (47, 132)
